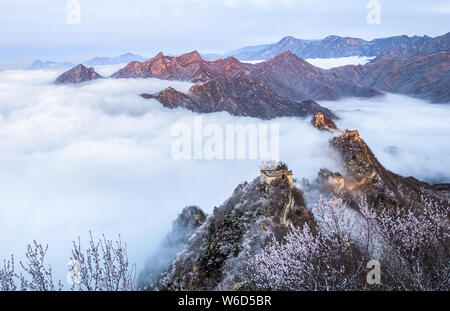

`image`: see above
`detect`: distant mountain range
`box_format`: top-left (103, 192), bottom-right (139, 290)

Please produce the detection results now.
top-left (112, 51), bottom-right (381, 102)
top-left (54, 31), bottom-right (450, 120)
top-left (209, 32), bottom-right (450, 61)
top-left (55, 47), bottom-right (449, 120)
top-left (83, 53), bottom-right (147, 66)
top-left (27, 60), bottom-right (76, 70)
top-left (329, 52), bottom-right (450, 104)
top-left (28, 53), bottom-right (146, 70)
top-left (108, 50), bottom-right (448, 104)
top-left (31, 32), bottom-right (450, 71)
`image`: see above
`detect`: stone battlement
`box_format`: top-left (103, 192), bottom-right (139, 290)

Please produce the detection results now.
top-left (260, 167), bottom-right (294, 188)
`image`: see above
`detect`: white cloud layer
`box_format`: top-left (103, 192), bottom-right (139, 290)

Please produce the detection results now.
top-left (305, 56), bottom-right (374, 69)
top-left (240, 56), bottom-right (373, 68)
top-left (321, 95), bottom-right (450, 183)
top-left (0, 67), bottom-right (448, 283)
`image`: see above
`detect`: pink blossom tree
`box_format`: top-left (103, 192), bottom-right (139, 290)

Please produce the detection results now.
top-left (247, 196), bottom-right (449, 291)
top-left (360, 197), bottom-right (449, 290)
top-left (0, 233), bottom-right (136, 291)
top-left (69, 232), bottom-right (136, 291)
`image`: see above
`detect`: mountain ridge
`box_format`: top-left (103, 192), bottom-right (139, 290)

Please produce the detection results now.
top-left (58, 49), bottom-right (449, 103)
top-left (149, 115), bottom-right (449, 291)
top-left (114, 50), bottom-right (383, 103)
top-left (28, 53), bottom-right (146, 70)
top-left (141, 77), bottom-right (336, 120)
top-left (224, 32), bottom-right (450, 61)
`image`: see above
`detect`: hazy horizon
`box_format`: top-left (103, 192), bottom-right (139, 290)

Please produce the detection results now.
top-left (1, 0), bottom-right (450, 69)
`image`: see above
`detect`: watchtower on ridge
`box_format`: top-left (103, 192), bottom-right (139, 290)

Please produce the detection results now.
top-left (260, 161), bottom-right (294, 188)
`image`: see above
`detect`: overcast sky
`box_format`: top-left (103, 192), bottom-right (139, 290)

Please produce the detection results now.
top-left (0, 0), bottom-right (449, 66)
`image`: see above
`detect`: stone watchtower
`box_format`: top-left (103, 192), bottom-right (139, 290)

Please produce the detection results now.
top-left (260, 161), bottom-right (294, 188)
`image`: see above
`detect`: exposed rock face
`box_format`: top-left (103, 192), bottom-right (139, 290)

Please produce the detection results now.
top-left (151, 117), bottom-right (449, 291)
top-left (319, 129), bottom-right (449, 210)
top-left (249, 51), bottom-right (382, 102)
top-left (318, 169), bottom-right (346, 194)
top-left (141, 77), bottom-right (336, 119)
top-left (158, 171), bottom-right (314, 291)
top-left (255, 51), bottom-right (449, 103)
top-left (227, 33), bottom-right (450, 61)
top-left (142, 86), bottom-right (195, 109)
top-left (55, 64), bottom-right (103, 84)
top-left (173, 206), bottom-right (207, 230)
top-left (311, 112), bottom-right (338, 131)
top-left (112, 51), bottom-right (251, 81)
top-left (121, 50), bottom-right (381, 102)
top-left (330, 52), bottom-right (450, 103)
top-left (370, 33), bottom-right (450, 61)
top-left (138, 206), bottom-right (206, 289)
top-left (117, 47), bottom-right (448, 107)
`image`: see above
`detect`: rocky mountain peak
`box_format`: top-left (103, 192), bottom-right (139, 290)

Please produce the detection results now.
top-left (172, 206), bottom-right (207, 234)
top-left (138, 206), bottom-right (207, 289)
top-left (311, 112), bottom-right (338, 131)
top-left (176, 50), bottom-right (203, 65)
top-left (262, 50), bottom-right (316, 73)
top-left (324, 35), bottom-right (340, 40)
top-left (140, 86), bottom-right (193, 107)
top-left (332, 130), bottom-right (376, 180)
top-left (338, 129), bottom-right (362, 144)
top-left (142, 77), bottom-right (336, 119)
top-left (279, 36), bottom-right (297, 44)
top-left (154, 52), bottom-right (165, 59)
top-left (55, 64), bottom-right (103, 84)
top-left (312, 123), bottom-right (449, 211)
top-left (273, 49), bottom-right (298, 59)
top-left (156, 165), bottom-right (315, 291)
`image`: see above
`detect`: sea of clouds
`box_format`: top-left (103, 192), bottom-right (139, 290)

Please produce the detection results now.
top-left (0, 65), bottom-right (448, 283)
top-left (305, 56), bottom-right (374, 69)
top-left (242, 56), bottom-right (373, 68)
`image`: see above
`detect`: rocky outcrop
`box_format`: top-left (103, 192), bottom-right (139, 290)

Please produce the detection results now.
top-left (173, 206), bottom-right (207, 231)
top-left (317, 129), bottom-right (449, 210)
top-left (311, 112), bottom-right (338, 131)
top-left (138, 206), bottom-right (206, 290)
top-left (141, 77), bottom-right (336, 120)
top-left (157, 167), bottom-right (314, 291)
top-left (55, 64), bottom-right (103, 84)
